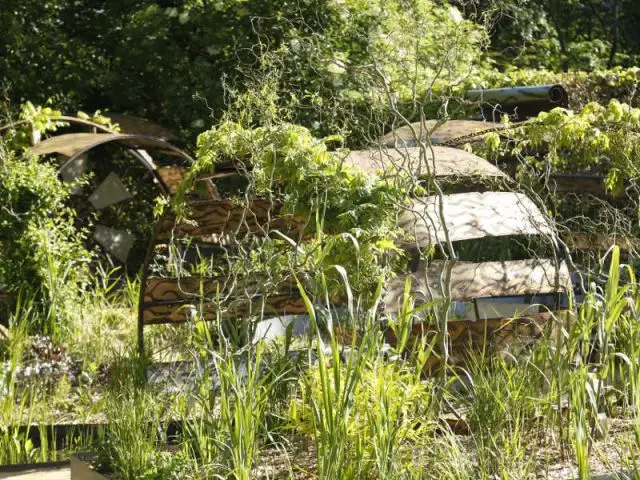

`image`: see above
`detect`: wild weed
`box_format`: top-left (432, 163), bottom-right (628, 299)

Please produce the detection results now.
top-left (94, 349), bottom-right (176, 479)
top-left (461, 351), bottom-right (537, 479)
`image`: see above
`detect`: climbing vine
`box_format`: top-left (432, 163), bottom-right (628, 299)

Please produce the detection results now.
top-left (482, 99), bottom-right (640, 196)
top-left (177, 121), bottom-right (415, 298)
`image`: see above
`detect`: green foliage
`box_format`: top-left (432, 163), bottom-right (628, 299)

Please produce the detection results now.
top-left (183, 120), bottom-right (409, 296)
top-left (0, 0), bottom-right (485, 142)
top-left (479, 0), bottom-right (640, 71)
top-left (482, 99), bottom-right (640, 196)
top-left (95, 352), bottom-right (189, 480)
top-left (0, 143), bottom-right (89, 332)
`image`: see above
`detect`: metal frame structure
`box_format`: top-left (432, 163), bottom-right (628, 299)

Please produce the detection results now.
top-left (29, 119), bottom-right (574, 361)
top-left (31, 126), bottom-right (196, 355)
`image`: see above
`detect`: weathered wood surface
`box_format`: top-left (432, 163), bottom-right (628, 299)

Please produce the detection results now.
top-left (343, 146), bottom-right (506, 178)
top-left (142, 296), bottom-right (308, 324)
top-left (398, 192), bottom-right (552, 248)
top-left (142, 258), bottom-right (569, 324)
top-left (381, 120), bottom-right (499, 148)
top-left (383, 259), bottom-right (570, 313)
top-left (156, 166), bottom-right (187, 193)
top-left (157, 199), bottom-right (305, 240)
top-left (143, 276), bottom-right (297, 303)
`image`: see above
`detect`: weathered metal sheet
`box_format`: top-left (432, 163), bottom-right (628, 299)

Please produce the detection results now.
top-left (141, 276), bottom-right (306, 324)
top-left (30, 133), bottom-right (185, 158)
top-left (383, 259), bottom-right (571, 313)
top-left (381, 120), bottom-right (498, 148)
top-left (343, 146), bottom-right (506, 178)
top-left (157, 199), bottom-right (305, 240)
top-left (399, 192), bottom-right (552, 248)
top-left (384, 313), bottom-right (557, 372)
top-left (31, 133), bottom-right (112, 157)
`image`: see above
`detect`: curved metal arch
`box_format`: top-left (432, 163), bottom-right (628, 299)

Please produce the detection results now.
top-left (55, 133), bottom-right (194, 195)
top-left (32, 127), bottom-right (197, 356)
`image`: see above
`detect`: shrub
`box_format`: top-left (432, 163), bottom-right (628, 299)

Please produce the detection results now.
top-left (0, 106), bottom-right (90, 333)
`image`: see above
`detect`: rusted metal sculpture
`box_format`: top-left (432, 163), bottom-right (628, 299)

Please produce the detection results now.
top-left (381, 85), bottom-right (637, 260)
top-left (28, 114), bottom-right (572, 365)
top-left (140, 144), bottom-right (571, 363)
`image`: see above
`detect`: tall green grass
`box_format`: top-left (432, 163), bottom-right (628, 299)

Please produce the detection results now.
top-left (8, 242), bottom-right (640, 477)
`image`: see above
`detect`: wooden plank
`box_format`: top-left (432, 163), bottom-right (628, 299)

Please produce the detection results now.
top-left (143, 276), bottom-right (297, 303)
top-left (156, 166), bottom-right (221, 198)
top-left (343, 146), bottom-right (506, 178)
top-left (156, 166), bottom-right (186, 193)
top-left (141, 275), bottom-right (307, 324)
top-left (143, 258), bottom-right (569, 324)
top-left (157, 199), bottom-right (305, 240)
top-left (398, 192), bottom-right (552, 248)
top-left (381, 120), bottom-right (498, 148)
top-left (383, 259), bottom-right (571, 312)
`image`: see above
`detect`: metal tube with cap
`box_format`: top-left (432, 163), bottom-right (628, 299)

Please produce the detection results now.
top-left (465, 84), bottom-right (569, 120)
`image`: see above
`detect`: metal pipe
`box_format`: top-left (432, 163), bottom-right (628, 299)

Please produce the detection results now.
top-left (466, 84), bottom-right (569, 119)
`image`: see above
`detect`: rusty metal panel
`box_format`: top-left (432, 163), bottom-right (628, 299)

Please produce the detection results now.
top-left (381, 120), bottom-right (498, 148)
top-left (399, 192), bottom-right (552, 248)
top-left (384, 259), bottom-right (571, 312)
top-left (343, 146), bottom-right (506, 178)
top-left (157, 199), bottom-right (305, 240)
top-left (141, 276), bottom-right (306, 324)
